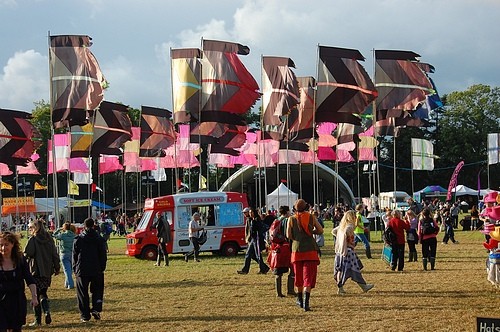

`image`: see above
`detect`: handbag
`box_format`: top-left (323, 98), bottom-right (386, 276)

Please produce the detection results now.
top-left (406, 229), bottom-right (417, 242)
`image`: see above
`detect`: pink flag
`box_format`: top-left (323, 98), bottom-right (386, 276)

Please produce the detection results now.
top-left (17, 161), bottom-right (40, 175)
top-left (140, 158), bottom-right (157, 172)
top-left (317, 147), bottom-right (336, 161)
top-left (336, 149), bottom-right (354, 162)
top-left (47, 133), bottom-right (70, 173)
top-left (0, 163), bottom-right (12, 176)
top-left (99, 155), bottom-right (123, 174)
top-left (69, 158), bottom-right (90, 172)
top-left (447, 160), bottom-right (464, 201)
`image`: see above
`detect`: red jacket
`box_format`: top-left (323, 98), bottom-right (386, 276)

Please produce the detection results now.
top-left (388, 217), bottom-right (410, 245)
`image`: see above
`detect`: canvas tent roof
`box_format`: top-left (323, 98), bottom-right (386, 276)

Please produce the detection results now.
top-left (267, 183), bottom-right (298, 210)
top-left (417, 185), bottom-right (447, 193)
top-left (451, 185), bottom-right (478, 196)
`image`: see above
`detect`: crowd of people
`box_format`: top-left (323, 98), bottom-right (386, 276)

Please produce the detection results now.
top-left (0, 217), bottom-right (107, 331)
top-left (1, 191), bottom-right (500, 329)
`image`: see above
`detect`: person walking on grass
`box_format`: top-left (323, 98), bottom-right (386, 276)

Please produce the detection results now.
top-left (153, 212), bottom-right (171, 267)
top-left (24, 219), bottom-right (60, 327)
top-left (418, 208), bottom-right (439, 271)
top-left (184, 212), bottom-right (204, 262)
top-left (267, 205), bottom-right (292, 298)
top-left (442, 209), bottom-right (458, 244)
top-left (333, 210), bottom-right (374, 295)
top-left (0, 231), bottom-right (38, 332)
top-left (73, 217), bottom-right (107, 322)
top-left (53, 222), bottom-right (76, 289)
top-left (287, 199), bottom-right (323, 311)
top-left (237, 208), bottom-right (270, 274)
top-left (405, 210), bottom-right (419, 262)
top-left (388, 210), bottom-right (410, 272)
top-left (354, 204), bottom-right (372, 259)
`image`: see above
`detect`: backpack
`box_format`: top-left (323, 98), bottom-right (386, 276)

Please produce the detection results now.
top-left (383, 226), bottom-right (397, 246)
top-left (421, 218), bottom-right (437, 235)
top-left (268, 219), bottom-right (286, 245)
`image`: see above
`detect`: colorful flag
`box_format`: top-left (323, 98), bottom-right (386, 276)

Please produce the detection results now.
top-left (0, 163), bottom-right (13, 176)
top-left (287, 77), bottom-right (316, 143)
top-left (91, 101), bottom-right (132, 156)
top-left (0, 109), bottom-right (39, 166)
top-left (16, 161), bottom-right (40, 175)
top-left (446, 161), bottom-right (464, 201)
top-left (34, 182), bottom-right (48, 190)
top-left (1, 181), bottom-right (13, 190)
top-left (49, 35), bottom-right (107, 128)
top-left (201, 39), bottom-right (260, 116)
top-left (47, 133), bottom-right (70, 173)
top-left (316, 46), bottom-right (377, 124)
top-left (140, 106), bottom-right (176, 157)
top-left (375, 50), bottom-right (433, 111)
top-left (99, 155), bottom-right (123, 175)
top-left (68, 179), bottom-right (80, 195)
top-left (199, 175), bottom-right (207, 190)
top-left (171, 48), bottom-right (202, 124)
top-left (261, 56), bottom-right (299, 140)
top-left (411, 138), bottom-right (435, 170)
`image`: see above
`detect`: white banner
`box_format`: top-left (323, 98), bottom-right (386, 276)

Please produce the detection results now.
top-left (411, 138), bottom-right (434, 171)
top-left (488, 133), bottom-right (500, 165)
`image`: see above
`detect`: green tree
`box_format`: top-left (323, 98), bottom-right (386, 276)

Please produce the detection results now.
top-left (437, 84), bottom-right (500, 189)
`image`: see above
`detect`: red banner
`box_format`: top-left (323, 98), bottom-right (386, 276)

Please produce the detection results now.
top-left (446, 160), bottom-right (464, 201)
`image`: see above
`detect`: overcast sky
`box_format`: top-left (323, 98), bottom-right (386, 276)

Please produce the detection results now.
top-left (1, 0), bottom-right (499, 112)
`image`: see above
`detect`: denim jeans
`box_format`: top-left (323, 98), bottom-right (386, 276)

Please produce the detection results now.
top-left (354, 233), bottom-right (371, 250)
top-left (61, 253), bottom-right (74, 289)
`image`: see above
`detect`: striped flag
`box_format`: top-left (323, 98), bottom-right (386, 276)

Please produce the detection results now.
top-left (488, 133), bottom-right (500, 165)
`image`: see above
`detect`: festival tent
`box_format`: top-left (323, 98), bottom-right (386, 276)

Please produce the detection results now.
top-left (266, 183), bottom-right (298, 210)
top-left (451, 185), bottom-right (478, 196)
top-left (413, 185), bottom-right (448, 203)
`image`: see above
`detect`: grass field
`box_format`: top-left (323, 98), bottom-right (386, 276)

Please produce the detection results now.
top-left (21, 222), bottom-right (500, 332)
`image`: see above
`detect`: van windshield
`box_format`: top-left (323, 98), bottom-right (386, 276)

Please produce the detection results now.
top-left (136, 211), bottom-right (153, 231)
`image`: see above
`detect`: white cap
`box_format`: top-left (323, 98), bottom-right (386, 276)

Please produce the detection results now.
top-left (242, 207), bottom-right (250, 213)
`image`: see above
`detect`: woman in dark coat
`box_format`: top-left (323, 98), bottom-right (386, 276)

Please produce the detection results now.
top-left (0, 231), bottom-right (38, 331)
top-left (24, 219), bottom-right (60, 326)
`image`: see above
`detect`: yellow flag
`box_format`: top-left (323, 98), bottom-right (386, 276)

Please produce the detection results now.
top-left (34, 182), bottom-right (48, 190)
top-left (68, 180), bottom-right (79, 195)
top-left (1, 181), bottom-right (13, 190)
top-left (199, 175), bottom-right (207, 190)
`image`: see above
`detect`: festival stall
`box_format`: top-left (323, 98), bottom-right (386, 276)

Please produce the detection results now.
top-left (266, 183), bottom-right (298, 211)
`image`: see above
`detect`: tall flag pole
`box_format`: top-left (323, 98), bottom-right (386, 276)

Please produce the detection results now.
top-left (49, 34), bottom-right (106, 225)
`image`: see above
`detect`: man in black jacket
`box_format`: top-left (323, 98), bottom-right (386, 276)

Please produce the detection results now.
top-left (73, 217), bottom-right (107, 322)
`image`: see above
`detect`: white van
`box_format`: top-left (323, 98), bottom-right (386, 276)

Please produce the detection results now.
top-left (379, 191), bottom-right (411, 211)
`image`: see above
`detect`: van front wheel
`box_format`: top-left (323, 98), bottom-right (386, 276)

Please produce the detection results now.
top-left (220, 242), bottom-right (239, 256)
top-left (141, 245), bottom-right (158, 260)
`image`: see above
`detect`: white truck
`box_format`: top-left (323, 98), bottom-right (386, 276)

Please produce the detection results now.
top-left (378, 191), bottom-right (411, 211)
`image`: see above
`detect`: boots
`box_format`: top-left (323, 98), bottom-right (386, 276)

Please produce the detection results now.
top-left (275, 276), bottom-right (285, 298)
top-left (287, 274), bottom-right (296, 296)
top-left (164, 254), bottom-right (169, 267)
top-left (41, 298), bottom-right (52, 324)
top-left (303, 292), bottom-right (311, 312)
top-left (29, 305), bottom-right (42, 327)
top-left (408, 252), bottom-right (414, 262)
top-left (154, 255), bottom-right (160, 266)
top-left (430, 257), bottom-right (435, 270)
top-left (423, 258), bottom-right (428, 271)
top-left (337, 286), bottom-right (345, 295)
top-left (365, 247), bottom-right (372, 259)
top-left (413, 252), bottom-right (418, 262)
top-left (358, 283), bottom-right (374, 293)
top-left (295, 292), bottom-right (303, 308)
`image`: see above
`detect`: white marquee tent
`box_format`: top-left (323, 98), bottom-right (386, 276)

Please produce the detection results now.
top-left (451, 185), bottom-right (478, 196)
top-left (266, 183), bottom-right (298, 210)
